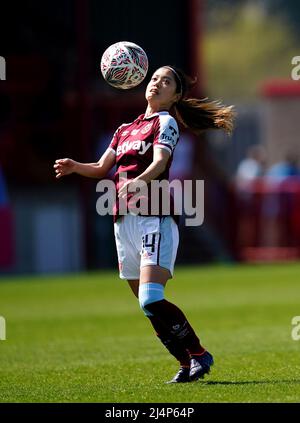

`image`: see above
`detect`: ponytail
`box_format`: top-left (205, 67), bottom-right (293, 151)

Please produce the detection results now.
top-left (174, 97), bottom-right (235, 135)
top-left (164, 66), bottom-right (235, 135)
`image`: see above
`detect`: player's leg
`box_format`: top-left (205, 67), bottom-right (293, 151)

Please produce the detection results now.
top-left (138, 217), bottom-right (213, 382)
top-left (114, 215), bottom-right (141, 281)
top-left (116, 216), bottom-right (189, 375)
top-left (140, 265), bottom-right (204, 357)
top-left (127, 279), bottom-right (139, 298)
top-left (139, 265), bottom-right (213, 382)
top-left (127, 277), bottom-right (190, 381)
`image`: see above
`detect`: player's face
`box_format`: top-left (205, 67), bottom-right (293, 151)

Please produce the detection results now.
top-left (145, 67), bottom-right (181, 109)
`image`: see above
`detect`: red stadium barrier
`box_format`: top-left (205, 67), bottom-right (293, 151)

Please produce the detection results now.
top-left (233, 177), bottom-right (300, 262)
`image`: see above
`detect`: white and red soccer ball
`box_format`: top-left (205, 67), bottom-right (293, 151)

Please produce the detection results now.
top-left (100, 41), bottom-right (148, 89)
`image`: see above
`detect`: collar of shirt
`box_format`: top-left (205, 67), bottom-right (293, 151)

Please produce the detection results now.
top-left (137, 111), bottom-right (170, 122)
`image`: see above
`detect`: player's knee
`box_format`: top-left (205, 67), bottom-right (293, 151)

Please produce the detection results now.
top-left (138, 283), bottom-right (164, 316)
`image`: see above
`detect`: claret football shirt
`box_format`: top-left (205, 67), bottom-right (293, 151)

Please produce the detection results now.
top-left (108, 111), bottom-right (180, 222)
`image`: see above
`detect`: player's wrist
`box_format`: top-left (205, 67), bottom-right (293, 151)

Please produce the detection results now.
top-left (71, 161), bottom-right (81, 174)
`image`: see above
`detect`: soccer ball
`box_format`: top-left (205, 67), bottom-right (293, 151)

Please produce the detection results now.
top-left (100, 41), bottom-right (148, 90)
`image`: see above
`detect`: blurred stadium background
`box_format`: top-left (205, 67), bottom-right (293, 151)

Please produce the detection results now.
top-left (0, 0), bottom-right (299, 274)
top-left (1, 0), bottom-right (300, 405)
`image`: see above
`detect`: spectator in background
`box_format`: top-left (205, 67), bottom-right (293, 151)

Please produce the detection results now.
top-left (236, 144), bottom-right (267, 181)
top-left (261, 153), bottom-right (300, 247)
top-left (266, 154), bottom-right (299, 180)
top-left (235, 145), bottom-right (267, 251)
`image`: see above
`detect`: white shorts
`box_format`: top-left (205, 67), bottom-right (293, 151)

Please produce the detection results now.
top-left (114, 214), bottom-right (179, 280)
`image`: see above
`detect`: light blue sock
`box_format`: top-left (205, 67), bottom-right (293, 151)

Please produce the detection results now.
top-left (138, 283), bottom-right (164, 316)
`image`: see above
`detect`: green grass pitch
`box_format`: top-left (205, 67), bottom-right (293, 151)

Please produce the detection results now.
top-left (0, 263), bottom-right (299, 403)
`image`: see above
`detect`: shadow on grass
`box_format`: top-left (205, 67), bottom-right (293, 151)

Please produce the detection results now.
top-left (203, 379), bottom-right (300, 385)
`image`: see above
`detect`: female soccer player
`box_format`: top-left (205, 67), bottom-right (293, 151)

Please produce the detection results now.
top-left (54, 66), bottom-right (234, 383)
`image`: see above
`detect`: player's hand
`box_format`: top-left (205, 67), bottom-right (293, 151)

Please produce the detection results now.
top-left (53, 158), bottom-right (76, 179)
top-left (118, 178), bottom-right (141, 199)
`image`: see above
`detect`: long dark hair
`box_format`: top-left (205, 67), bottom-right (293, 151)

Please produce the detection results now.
top-left (165, 66), bottom-right (235, 135)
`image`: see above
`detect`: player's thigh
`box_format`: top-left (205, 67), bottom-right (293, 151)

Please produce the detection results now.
top-left (139, 265), bottom-right (170, 285)
top-left (139, 216), bottom-right (179, 283)
top-left (114, 216), bottom-right (140, 280)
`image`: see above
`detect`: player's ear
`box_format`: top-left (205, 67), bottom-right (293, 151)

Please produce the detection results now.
top-left (174, 93), bottom-right (181, 104)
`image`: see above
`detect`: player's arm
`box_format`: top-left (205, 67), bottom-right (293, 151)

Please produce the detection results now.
top-left (135, 147), bottom-right (169, 184)
top-left (131, 112), bottom-right (179, 186)
top-left (118, 147), bottom-right (169, 198)
top-left (54, 148), bottom-right (116, 179)
top-left (134, 115), bottom-right (178, 184)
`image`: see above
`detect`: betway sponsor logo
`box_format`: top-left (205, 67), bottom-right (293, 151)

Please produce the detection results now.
top-left (116, 140), bottom-right (151, 156)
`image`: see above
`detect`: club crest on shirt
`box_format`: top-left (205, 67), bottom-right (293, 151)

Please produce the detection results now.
top-left (121, 130), bottom-right (129, 136)
top-left (141, 123), bottom-right (153, 134)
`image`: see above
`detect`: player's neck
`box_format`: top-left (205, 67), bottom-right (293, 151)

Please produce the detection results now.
top-left (144, 104), bottom-right (169, 118)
